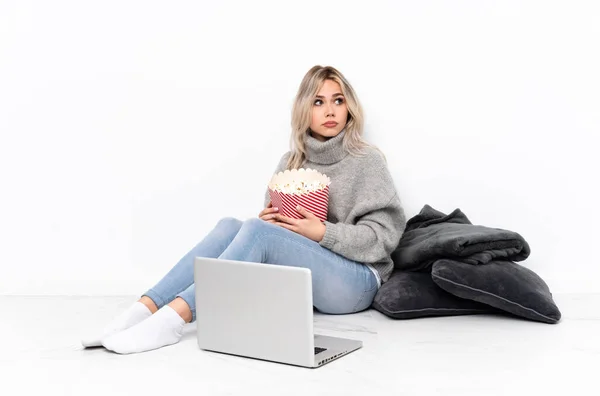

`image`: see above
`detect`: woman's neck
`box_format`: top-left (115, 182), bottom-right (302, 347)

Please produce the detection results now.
top-left (303, 128), bottom-right (348, 165)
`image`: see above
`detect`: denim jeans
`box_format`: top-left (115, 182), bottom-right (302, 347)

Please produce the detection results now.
top-left (143, 217), bottom-right (379, 322)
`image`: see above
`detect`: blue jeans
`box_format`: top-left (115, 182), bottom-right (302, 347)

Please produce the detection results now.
top-left (143, 217), bottom-right (379, 322)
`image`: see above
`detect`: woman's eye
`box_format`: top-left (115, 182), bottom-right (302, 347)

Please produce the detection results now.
top-left (314, 98), bottom-right (344, 106)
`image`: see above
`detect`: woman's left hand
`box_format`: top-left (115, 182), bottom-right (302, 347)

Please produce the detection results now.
top-left (271, 205), bottom-right (326, 243)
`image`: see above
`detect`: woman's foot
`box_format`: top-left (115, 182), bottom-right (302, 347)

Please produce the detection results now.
top-left (102, 305), bottom-right (186, 354)
top-left (81, 297), bottom-right (157, 348)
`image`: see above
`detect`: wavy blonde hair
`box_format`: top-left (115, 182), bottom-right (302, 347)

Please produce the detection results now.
top-left (286, 65), bottom-right (384, 170)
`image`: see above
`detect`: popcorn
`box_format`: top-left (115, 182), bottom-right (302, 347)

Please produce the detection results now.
top-left (271, 180), bottom-right (328, 195)
top-left (267, 168), bottom-right (331, 222)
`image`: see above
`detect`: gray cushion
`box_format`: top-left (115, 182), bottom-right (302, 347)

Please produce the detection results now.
top-left (432, 259), bottom-right (561, 324)
top-left (391, 204), bottom-right (531, 272)
top-left (372, 270), bottom-right (497, 319)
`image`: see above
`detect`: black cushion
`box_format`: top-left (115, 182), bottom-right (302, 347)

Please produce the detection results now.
top-left (372, 270), bottom-right (498, 319)
top-left (431, 259), bottom-right (561, 324)
top-left (391, 204), bottom-right (531, 272)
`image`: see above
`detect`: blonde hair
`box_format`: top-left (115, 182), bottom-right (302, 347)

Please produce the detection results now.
top-left (286, 65), bottom-right (385, 170)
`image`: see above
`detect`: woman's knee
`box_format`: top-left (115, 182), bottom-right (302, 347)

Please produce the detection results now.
top-left (238, 217), bottom-right (274, 235)
top-left (242, 217), bottom-right (267, 228)
top-left (231, 218), bottom-right (281, 252)
top-left (216, 217), bottom-right (244, 232)
top-left (217, 217), bottom-right (271, 245)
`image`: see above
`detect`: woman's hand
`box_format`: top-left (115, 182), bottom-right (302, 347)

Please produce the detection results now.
top-left (270, 205), bottom-right (326, 243)
top-left (259, 201), bottom-right (278, 224)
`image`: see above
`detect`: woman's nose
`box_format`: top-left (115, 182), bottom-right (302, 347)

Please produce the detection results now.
top-left (325, 104), bottom-right (335, 117)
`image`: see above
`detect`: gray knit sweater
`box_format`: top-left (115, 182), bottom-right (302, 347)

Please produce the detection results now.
top-left (264, 129), bottom-right (406, 283)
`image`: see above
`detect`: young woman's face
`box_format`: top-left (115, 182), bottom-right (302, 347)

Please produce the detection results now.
top-left (309, 79), bottom-right (348, 142)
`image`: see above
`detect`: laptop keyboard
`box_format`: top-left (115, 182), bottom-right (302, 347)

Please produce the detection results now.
top-left (315, 347), bottom-right (327, 355)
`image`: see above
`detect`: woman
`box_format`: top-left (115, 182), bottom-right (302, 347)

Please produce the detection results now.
top-left (82, 65), bottom-right (407, 354)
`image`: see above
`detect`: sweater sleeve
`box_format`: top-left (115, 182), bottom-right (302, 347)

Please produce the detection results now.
top-left (318, 164), bottom-right (407, 264)
top-left (263, 151), bottom-right (291, 208)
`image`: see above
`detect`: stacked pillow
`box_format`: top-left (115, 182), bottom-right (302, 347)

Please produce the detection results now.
top-left (372, 205), bottom-right (561, 324)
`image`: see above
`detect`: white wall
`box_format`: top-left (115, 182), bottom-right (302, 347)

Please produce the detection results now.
top-left (1, 0), bottom-right (598, 295)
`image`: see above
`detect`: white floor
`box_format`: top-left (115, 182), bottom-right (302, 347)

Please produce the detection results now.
top-left (1, 294), bottom-right (599, 396)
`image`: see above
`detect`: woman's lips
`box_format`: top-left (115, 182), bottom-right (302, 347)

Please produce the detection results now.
top-left (323, 122), bottom-right (338, 128)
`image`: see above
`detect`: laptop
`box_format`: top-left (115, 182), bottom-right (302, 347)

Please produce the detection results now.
top-left (193, 257), bottom-right (363, 368)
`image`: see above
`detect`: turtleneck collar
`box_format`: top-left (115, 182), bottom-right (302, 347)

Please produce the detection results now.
top-left (303, 128), bottom-right (349, 165)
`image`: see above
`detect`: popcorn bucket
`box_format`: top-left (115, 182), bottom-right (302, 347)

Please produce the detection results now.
top-left (267, 168), bottom-right (331, 222)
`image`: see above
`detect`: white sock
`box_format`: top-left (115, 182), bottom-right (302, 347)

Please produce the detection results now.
top-left (102, 305), bottom-right (185, 354)
top-left (81, 301), bottom-right (153, 348)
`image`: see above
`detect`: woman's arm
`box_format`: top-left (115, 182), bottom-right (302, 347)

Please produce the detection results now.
top-left (319, 191), bottom-right (406, 263)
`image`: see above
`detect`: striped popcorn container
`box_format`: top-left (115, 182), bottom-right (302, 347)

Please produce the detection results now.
top-left (267, 168), bottom-right (331, 222)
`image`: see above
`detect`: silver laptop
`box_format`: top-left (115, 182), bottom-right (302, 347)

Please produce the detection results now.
top-left (193, 257), bottom-right (363, 368)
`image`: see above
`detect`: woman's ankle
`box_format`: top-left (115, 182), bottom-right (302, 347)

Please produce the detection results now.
top-left (168, 297), bottom-right (193, 323)
top-left (138, 296), bottom-right (159, 314)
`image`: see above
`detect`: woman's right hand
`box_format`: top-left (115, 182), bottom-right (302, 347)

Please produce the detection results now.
top-left (259, 201), bottom-right (279, 224)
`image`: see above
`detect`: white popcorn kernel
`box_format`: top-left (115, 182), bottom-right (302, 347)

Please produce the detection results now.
top-left (268, 168), bottom-right (330, 195)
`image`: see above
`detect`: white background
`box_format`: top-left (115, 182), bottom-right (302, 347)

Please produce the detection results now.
top-left (1, 0), bottom-right (598, 295)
